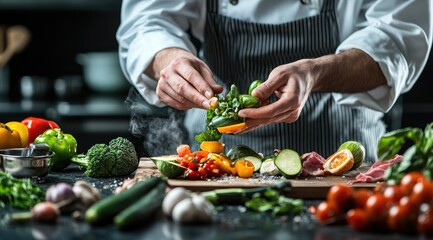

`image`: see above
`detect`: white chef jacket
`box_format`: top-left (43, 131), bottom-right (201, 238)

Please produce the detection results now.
top-left (116, 0), bottom-right (433, 112)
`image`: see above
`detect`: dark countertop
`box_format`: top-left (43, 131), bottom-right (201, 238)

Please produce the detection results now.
top-left (0, 166), bottom-right (422, 240)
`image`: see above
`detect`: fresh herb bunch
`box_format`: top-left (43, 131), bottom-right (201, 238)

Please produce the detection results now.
top-left (195, 83), bottom-right (261, 143)
top-left (0, 172), bottom-right (45, 210)
top-left (245, 189), bottom-right (303, 215)
top-left (380, 122), bottom-right (433, 184)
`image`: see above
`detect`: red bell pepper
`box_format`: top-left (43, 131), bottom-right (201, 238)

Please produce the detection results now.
top-left (21, 117), bottom-right (60, 145)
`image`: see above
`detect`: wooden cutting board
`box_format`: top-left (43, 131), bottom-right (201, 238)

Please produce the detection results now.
top-left (135, 158), bottom-right (379, 199)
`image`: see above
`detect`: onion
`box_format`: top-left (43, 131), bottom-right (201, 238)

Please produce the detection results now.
top-left (32, 202), bottom-right (60, 223)
top-left (46, 183), bottom-right (77, 204)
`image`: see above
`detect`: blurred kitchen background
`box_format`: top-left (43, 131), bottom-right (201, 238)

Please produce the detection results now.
top-left (0, 0), bottom-right (432, 153)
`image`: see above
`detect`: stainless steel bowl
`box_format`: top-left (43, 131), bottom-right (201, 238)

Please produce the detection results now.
top-left (0, 148), bottom-right (55, 178)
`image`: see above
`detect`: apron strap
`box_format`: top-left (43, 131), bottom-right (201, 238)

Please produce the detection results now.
top-left (207, 0), bottom-right (219, 14)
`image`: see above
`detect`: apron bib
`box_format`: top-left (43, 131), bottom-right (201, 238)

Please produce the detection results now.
top-left (185, 0), bottom-right (385, 162)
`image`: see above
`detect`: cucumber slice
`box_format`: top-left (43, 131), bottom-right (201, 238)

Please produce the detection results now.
top-left (274, 149), bottom-right (302, 178)
top-left (236, 156), bottom-right (262, 172)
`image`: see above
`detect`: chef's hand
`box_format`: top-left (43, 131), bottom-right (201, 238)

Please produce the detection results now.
top-left (147, 48), bottom-right (223, 110)
top-left (237, 59), bottom-right (315, 133)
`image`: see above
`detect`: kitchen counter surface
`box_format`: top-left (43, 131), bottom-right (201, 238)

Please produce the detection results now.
top-left (0, 166), bottom-right (421, 240)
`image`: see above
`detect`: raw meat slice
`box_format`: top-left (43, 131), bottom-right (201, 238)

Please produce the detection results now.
top-left (348, 155), bottom-right (403, 184)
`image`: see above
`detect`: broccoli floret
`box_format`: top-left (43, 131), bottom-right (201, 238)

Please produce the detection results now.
top-left (109, 137), bottom-right (139, 176)
top-left (71, 137), bottom-right (138, 178)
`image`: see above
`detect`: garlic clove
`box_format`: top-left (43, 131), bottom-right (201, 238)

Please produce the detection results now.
top-left (162, 187), bottom-right (192, 217)
top-left (171, 198), bottom-right (196, 224)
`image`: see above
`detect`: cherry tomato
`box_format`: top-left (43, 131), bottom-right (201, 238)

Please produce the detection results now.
top-left (387, 197), bottom-right (417, 234)
top-left (208, 164), bottom-right (221, 177)
top-left (180, 160), bottom-right (189, 168)
top-left (176, 144), bottom-right (191, 157)
top-left (410, 180), bottom-right (433, 207)
top-left (346, 209), bottom-right (370, 231)
top-left (194, 150), bottom-right (210, 163)
top-left (400, 172), bottom-right (425, 196)
top-left (353, 189), bottom-right (373, 209)
top-left (365, 194), bottom-right (389, 224)
top-left (188, 162), bottom-right (199, 171)
top-left (327, 184), bottom-right (354, 211)
top-left (198, 167), bottom-right (208, 179)
top-left (418, 203), bottom-right (433, 237)
top-left (186, 169), bottom-right (200, 180)
top-left (383, 185), bottom-right (404, 204)
top-left (315, 201), bottom-right (341, 224)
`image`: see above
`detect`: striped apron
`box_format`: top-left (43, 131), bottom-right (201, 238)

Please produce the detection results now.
top-left (184, 0), bottom-right (385, 163)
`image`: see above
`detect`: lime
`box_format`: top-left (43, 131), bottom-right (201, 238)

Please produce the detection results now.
top-left (150, 155), bottom-right (185, 179)
top-left (337, 141), bottom-right (366, 170)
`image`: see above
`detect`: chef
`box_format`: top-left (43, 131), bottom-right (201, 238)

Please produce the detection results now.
top-left (116, 0), bottom-right (432, 162)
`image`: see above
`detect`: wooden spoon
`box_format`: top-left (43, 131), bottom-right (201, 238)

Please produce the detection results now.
top-left (0, 25), bottom-right (31, 68)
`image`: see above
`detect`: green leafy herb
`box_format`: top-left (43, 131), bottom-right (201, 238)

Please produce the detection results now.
top-left (245, 189), bottom-right (303, 215)
top-left (0, 172), bottom-right (45, 210)
top-left (380, 122), bottom-right (433, 184)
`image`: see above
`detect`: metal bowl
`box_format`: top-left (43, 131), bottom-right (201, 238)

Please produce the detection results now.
top-left (0, 148), bottom-right (55, 178)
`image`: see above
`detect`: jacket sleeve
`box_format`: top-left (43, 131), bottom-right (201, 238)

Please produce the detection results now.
top-left (116, 0), bottom-right (205, 107)
top-left (334, 0), bottom-right (433, 112)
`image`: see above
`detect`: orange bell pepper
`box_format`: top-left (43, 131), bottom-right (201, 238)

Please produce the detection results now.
top-left (0, 123), bottom-right (24, 149)
top-left (234, 159), bottom-right (255, 178)
top-left (200, 141), bottom-right (225, 153)
top-left (217, 122), bottom-right (247, 134)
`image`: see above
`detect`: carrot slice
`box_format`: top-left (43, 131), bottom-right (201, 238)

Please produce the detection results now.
top-left (216, 122), bottom-right (247, 134)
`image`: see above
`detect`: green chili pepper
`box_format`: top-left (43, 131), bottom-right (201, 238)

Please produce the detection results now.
top-left (248, 80), bottom-right (263, 95)
top-left (228, 84), bottom-right (239, 101)
top-left (34, 128), bottom-right (77, 171)
top-left (240, 94), bottom-right (261, 108)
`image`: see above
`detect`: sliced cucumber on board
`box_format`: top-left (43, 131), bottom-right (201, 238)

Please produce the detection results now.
top-left (274, 149), bottom-right (302, 178)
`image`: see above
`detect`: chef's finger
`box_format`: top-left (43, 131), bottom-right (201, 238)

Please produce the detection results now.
top-left (238, 98), bottom-right (290, 119)
top-left (175, 63), bottom-right (216, 100)
top-left (200, 64), bottom-right (223, 94)
top-left (157, 87), bottom-right (197, 110)
top-left (251, 76), bottom-right (286, 100)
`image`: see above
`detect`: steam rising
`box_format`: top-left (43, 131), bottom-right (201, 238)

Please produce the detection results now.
top-left (125, 87), bottom-right (187, 157)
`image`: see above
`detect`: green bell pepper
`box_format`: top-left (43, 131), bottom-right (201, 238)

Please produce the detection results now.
top-left (34, 128), bottom-right (77, 171)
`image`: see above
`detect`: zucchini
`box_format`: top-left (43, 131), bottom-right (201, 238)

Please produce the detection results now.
top-left (227, 145), bottom-right (263, 172)
top-left (202, 181), bottom-right (291, 205)
top-left (274, 149), bottom-right (302, 178)
top-left (84, 177), bottom-right (163, 225)
top-left (208, 116), bottom-right (243, 128)
top-left (226, 144), bottom-right (262, 160)
top-left (114, 181), bottom-right (166, 230)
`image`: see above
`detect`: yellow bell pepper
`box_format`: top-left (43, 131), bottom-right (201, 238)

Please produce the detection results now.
top-left (208, 153), bottom-right (237, 175)
top-left (0, 123), bottom-right (24, 149)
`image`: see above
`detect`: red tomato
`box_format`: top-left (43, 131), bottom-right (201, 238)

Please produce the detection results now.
top-left (353, 189), bottom-right (373, 209)
top-left (383, 185), bottom-right (404, 204)
top-left (346, 209), bottom-right (370, 231)
top-left (418, 203), bottom-right (433, 237)
top-left (315, 201), bottom-right (341, 224)
top-left (365, 194), bottom-right (389, 224)
top-left (387, 197), bottom-right (417, 234)
top-left (400, 172), bottom-right (425, 196)
top-left (410, 180), bottom-right (433, 207)
top-left (198, 167), bottom-right (208, 179)
top-left (327, 184), bottom-right (354, 211)
top-left (193, 150), bottom-right (210, 163)
top-left (208, 164), bottom-right (221, 177)
top-left (186, 169), bottom-right (200, 180)
top-left (188, 162), bottom-right (199, 171)
top-left (176, 144), bottom-right (191, 157)
top-left (180, 160), bottom-right (189, 168)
